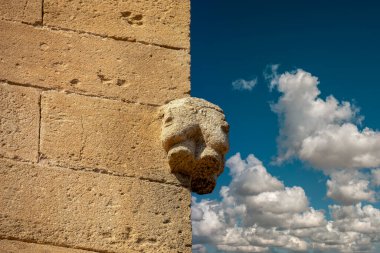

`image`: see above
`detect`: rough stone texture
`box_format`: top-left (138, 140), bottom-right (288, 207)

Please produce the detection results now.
top-left (0, 0), bottom-right (42, 24)
top-left (44, 0), bottom-right (190, 49)
top-left (0, 240), bottom-right (97, 253)
top-left (40, 91), bottom-right (188, 186)
top-left (0, 83), bottom-right (40, 162)
top-left (0, 0), bottom-right (193, 250)
top-left (161, 97), bottom-right (230, 194)
top-left (0, 20), bottom-right (190, 105)
top-left (0, 158), bottom-right (191, 253)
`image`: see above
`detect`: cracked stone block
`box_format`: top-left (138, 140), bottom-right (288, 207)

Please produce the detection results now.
top-left (161, 97), bottom-right (230, 194)
top-left (40, 91), bottom-right (189, 186)
top-left (0, 20), bottom-right (190, 105)
top-left (0, 0), bottom-right (42, 24)
top-left (0, 240), bottom-right (98, 253)
top-left (0, 83), bottom-right (40, 162)
top-left (44, 0), bottom-right (190, 49)
top-left (0, 158), bottom-right (191, 253)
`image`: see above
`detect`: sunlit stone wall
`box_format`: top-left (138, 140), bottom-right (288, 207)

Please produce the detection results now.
top-left (0, 0), bottom-right (191, 252)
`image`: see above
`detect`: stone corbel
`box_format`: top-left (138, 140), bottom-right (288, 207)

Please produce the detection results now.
top-left (161, 97), bottom-right (229, 194)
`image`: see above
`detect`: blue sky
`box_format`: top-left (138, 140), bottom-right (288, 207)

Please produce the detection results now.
top-left (191, 1), bottom-right (380, 252)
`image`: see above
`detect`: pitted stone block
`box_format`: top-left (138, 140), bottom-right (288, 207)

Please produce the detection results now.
top-left (44, 0), bottom-right (190, 49)
top-left (0, 83), bottom-right (40, 162)
top-left (0, 0), bottom-right (42, 24)
top-left (161, 98), bottom-right (230, 194)
top-left (0, 20), bottom-right (190, 105)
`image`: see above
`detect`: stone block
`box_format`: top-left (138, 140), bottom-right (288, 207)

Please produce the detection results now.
top-left (0, 158), bottom-right (191, 253)
top-left (0, 0), bottom-right (42, 24)
top-left (0, 83), bottom-right (40, 162)
top-left (0, 239), bottom-right (97, 253)
top-left (40, 91), bottom-right (187, 185)
top-left (44, 0), bottom-right (190, 49)
top-left (0, 20), bottom-right (190, 105)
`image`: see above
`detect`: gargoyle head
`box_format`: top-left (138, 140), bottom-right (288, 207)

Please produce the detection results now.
top-left (161, 97), bottom-right (229, 194)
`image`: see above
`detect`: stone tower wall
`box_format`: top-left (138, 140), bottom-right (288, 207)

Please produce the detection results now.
top-left (0, 0), bottom-right (191, 252)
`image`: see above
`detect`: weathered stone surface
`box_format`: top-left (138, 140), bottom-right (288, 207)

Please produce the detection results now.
top-left (40, 91), bottom-right (188, 185)
top-left (0, 158), bottom-right (191, 253)
top-left (44, 0), bottom-right (190, 49)
top-left (0, 83), bottom-right (40, 162)
top-left (0, 0), bottom-right (42, 24)
top-left (161, 97), bottom-right (230, 194)
top-left (0, 20), bottom-right (190, 105)
top-left (0, 239), bottom-right (97, 253)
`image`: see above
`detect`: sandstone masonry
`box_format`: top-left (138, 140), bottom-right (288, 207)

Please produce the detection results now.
top-left (0, 1), bottom-right (191, 252)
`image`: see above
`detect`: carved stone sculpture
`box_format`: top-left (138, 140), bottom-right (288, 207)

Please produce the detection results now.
top-left (161, 97), bottom-right (229, 194)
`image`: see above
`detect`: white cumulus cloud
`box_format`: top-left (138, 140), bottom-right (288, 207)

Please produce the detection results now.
top-left (193, 68), bottom-right (380, 252)
top-left (371, 169), bottom-right (380, 186)
top-left (327, 170), bottom-right (376, 205)
top-left (226, 153), bottom-right (283, 196)
top-left (300, 124), bottom-right (380, 170)
top-left (246, 186), bottom-right (309, 214)
top-left (192, 154), bottom-right (380, 252)
top-left (267, 68), bottom-right (380, 206)
top-left (270, 69), bottom-right (380, 171)
top-left (330, 203), bottom-right (380, 235)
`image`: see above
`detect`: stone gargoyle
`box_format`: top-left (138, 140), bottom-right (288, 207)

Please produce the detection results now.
top-left (161, 97), bottom-right (229, 194)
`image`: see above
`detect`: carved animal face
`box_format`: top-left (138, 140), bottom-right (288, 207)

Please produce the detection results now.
top-left (161, 97), bottom-right (229, 194)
